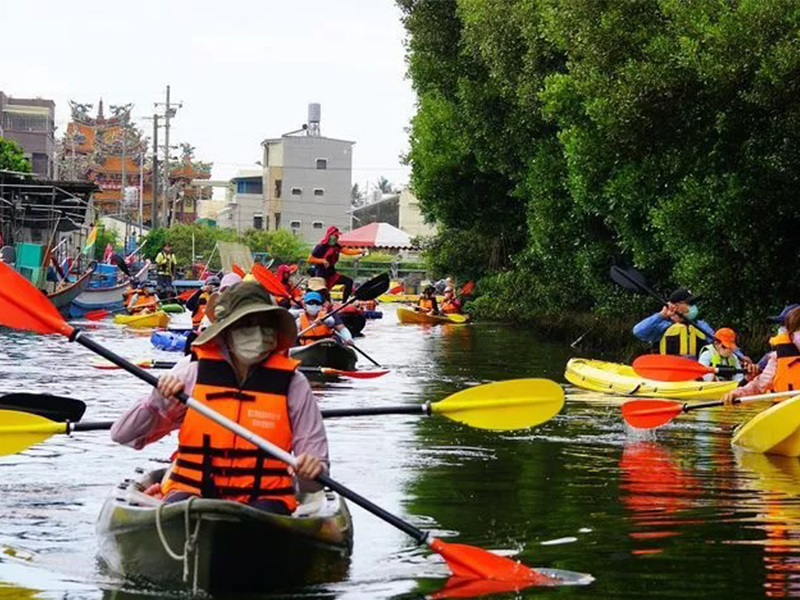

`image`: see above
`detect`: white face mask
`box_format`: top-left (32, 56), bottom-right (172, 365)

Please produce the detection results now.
top-left (305, 304), bottom-right (321, 317)
top-left (229, 325), bottom-right (277, 366)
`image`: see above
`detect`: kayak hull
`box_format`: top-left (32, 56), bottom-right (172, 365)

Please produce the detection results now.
top-left (732, 394), bottom-right (800, 456)
top-left (97, 470), bottom-right (353, 594)
top-left (289, 339), bottom-right (357, 371)
top-left (565, 358), bottom-right (737, 400)
top-left (396, 305), bottom-right (468, 325)
top-left (340, 311), bottom-right (366, 336)
top-left (113, 311), bottom-right (171, 329)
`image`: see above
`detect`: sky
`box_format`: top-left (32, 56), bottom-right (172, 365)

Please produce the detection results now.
top-left (0, 0), bottom-right (416, 195)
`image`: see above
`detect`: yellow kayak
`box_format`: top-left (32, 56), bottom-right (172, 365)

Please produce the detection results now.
top-left (732, 394), bottom-right (800, 457)
top-left (565, 358), bottom-right (737, 400)
top-left (396, 305), bottom-right (468, 325)
top-left (113, 311), bottom-right (171, 329)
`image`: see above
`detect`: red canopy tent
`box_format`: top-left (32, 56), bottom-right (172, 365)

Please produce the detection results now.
top-left (339, 222), bottom-right (416, 250)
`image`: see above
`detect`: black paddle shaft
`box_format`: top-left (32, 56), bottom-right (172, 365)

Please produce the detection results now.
top-left (321, 405), bottom-right (429, 418)
top-left (70, 329), bottom-right (432, 546)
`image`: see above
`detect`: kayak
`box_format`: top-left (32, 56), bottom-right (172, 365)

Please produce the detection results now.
top-left (113, 311), bottom-right (171, 329)
top-left (565, 358), bottom-right (737, 400)
top-left (96, 469), bottom-right (353, 594)
top-left (364, 310), bottom-right (383, 319)
top-left (160, 303), bottom-right (185, 314)
top-left (732, 394), bottom-right (800, 456)
top-left (289, 339), bottom-right (358, 371)
top-left (378, 293), bottom-right (444, 304)
top-left (396, 306), bottom-right (469, 325)
top-left (338, 306), bottom-right (367, 337)
top-left (151, 330), bottom-right (189, 352)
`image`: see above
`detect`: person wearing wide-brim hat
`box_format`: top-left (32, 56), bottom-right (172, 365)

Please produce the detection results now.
top-left (111, 282), bottom-right (328, 513)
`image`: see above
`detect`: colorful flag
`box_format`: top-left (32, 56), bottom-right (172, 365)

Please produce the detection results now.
top-left (82, 224), bottom-right (98, 256)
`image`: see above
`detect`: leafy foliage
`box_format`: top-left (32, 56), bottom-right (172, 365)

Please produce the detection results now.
top-left (400, 0), bottom-right (800, 325)
top-left (0, 137), bottom-right (31, 173)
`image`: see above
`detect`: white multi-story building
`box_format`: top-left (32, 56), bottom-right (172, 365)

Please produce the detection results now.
top-left (215, 169), bottom-right (265, 233)
top-left (262, 104), bottom-right (354, 242)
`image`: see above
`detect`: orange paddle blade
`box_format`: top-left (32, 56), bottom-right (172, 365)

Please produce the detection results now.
top-left (460, 281), bottom-right (475, 296)
top-left (621, 399), bottom-right (684, 429)
top-left (631, 354), bottom-right (712, 382)
top-left (84, 309), bottom-right (110, 321)
top-left (178, 290), bottom-right (195, 302)
top-left (0, 263), bottom-right (74, 336)
top-left (388, 284), bottom-right (404, 295)
top-left (252, 263), bottom-right (291, 298)
top-left (429, 538), bottom-right (552, 584)
top-left (430, 575), bottom-right (540, 598)
top-left (231, 263), bottom-right (246, 277)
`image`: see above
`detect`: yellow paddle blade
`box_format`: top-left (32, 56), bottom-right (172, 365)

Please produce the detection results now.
top-left (431, 379), bottom-right (564, 431)
top-left (0, 410), bottom-right (67, 456)
top-left (445, 313), bottom-right (469, 324)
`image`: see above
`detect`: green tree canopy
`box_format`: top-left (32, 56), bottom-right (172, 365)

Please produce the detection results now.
top-left (0, 137), bottom-right (31, 173)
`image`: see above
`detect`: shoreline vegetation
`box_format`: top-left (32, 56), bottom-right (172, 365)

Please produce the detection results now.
top-left (400, 1), bottom-right (800, 340)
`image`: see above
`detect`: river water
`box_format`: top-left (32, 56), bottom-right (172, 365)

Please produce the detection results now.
top-left (0, 305), bottom-right (796, 599)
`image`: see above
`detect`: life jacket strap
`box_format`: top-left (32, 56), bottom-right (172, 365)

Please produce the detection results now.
top-left (174, 458), bottom-right (289, 477)
top-left (167, 471), bottom-right (295, 498)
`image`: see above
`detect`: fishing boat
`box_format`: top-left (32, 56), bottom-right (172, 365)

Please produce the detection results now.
top-left (69, 279), bottom-right (129, 318)
top-left (565, 358), bottom-right (737, 400)
top-left (96, 469), bottom-right (353, 594)
top-left (114, 311), bottom-right (171, 329)
top-left (396, 305), bottom-right (469, 325)
top-left (46, 264), bottom-right (96, 316)
top-left (289, 339), bottom-right (357, 371)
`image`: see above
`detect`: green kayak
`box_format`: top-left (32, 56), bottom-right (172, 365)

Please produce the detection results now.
top-left (96, 469), bottom-right (354, 594)
top-left (160, 303), bottom-right (184, 313)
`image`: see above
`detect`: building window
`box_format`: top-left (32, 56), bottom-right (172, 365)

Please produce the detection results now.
top-left (274, 179), bottom-right (282, 198)
top-left (316, 158), bottom-right (327, 170)
top-left (314, 188), bottom-right (324, 197)
top-left (290, 220), bottom-right (302, 231)
top-left (313, 221), bottom-right (324, 230)
top-left (291, 187), bottom-right (302, 196)
top-left (275, 213), bottom-right (281, 229)
top-left (236, 178), bottom-right (262, 195)
top-left (253, 214), bottom-right (263, 230)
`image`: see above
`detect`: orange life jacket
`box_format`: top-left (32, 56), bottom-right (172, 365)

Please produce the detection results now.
top-left (131, 292), bottom-right (157, 313)
top-left (162, 343), bottom-right (300, 510)
top-left (298, 311), bottom-right (332, 345)
top-left (769, 332), bottom-right (800, 393)
top-left (441, 298), bottom-right (460, 314)
top-left (419, 297), bottom-right (435, 311)
top-left (192, 291), bottom-right (211, 326)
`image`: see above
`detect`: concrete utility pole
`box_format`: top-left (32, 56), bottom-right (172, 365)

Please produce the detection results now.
top-left (155, 85), bottom-right (182, 228)
top-left (151, 114), bottom-right (159, 229)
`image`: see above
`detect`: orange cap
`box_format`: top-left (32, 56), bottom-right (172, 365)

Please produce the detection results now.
top-left (715, 327), bottom-right (738, 350)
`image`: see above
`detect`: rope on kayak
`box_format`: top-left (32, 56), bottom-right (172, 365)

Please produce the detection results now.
top-left (155, 496), bottom-right (202, 594)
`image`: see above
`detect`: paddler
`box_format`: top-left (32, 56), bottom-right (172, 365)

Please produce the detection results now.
top-left (306, 226), bottom-right (364, 303)
top-left (440, 286), bottom-right (462, 315)
top-left (110, 282), bottom-right (328, 514)
top-left (698, 328), bottom-right (744, 382)
top-left (723, 307), bottom-right (800, 404)
top-left (632, 287), bottom-right (717, 358)
top-left (187, 276), bottom-right (220, 328)
top-left (155, 242), bottom-right (178, 296)
top-left (295, 291), bottom-right (354, 346)
top-left (417, 285), bottom-right (439, 316)
top-left (127, 282), bottom-right (159, 314)
top-left (276, 264), bottom-right (302, 309)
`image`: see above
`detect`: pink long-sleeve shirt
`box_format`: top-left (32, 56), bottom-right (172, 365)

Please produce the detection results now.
top-left (111, 353), bottom-right (329, 477)
top-left (728, 352), bottom-right (778, 399)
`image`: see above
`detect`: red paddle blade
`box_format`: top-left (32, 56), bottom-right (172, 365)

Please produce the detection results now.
top-left (632, 354), bottom-right (712, 382)
top-left (429, 538), bottom-right (552, 584)
top-left (178, 290), bottom-right (195, 302)
top-left (84, 310), bottom-right (110, 321)
top-left (320, 368), bottom-right (389, 379)
top-left (430, 575), bottom-right (541, 598)
top-left (621, 399), bottom-right (684, 429)
top-left (0, 263), bottom-right (74, 336)
top-left (460, 281), bottom-right (475, 296)
top-left (232, 263), bottom-right (246, 277)
top-left (388, 284), bottom-right (404, 295)
top-left (252, 263), bottom-right (290, 298)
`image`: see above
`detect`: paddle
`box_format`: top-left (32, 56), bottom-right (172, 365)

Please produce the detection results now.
top-left (91, 358), bottom-right (389, 380)
top-left (0, 392), bottom-right (86, 423)
top-left (621, 390), bottom-right (800, 430)
top-left (84, 296), bottom-right (179, 321)
top-left (334, 331), bottom-right (383, 368)
top-left (455, 281), bottom-right (475, 299)
top-left (387, 284), bottom-right (404, 295)
top-left (252, 263), bottom-right (293, 299)
top-left (297, 272), bottom-right (390, 337)
top-left (0, 262), bottom-right (551, 584)
top-left (631, 354), bottom-right (744, 382)
top-left (111, 253), bottom-right (132, 278)
top-left (232, 263), bottom-right (246, 277)
top-left (0, 380), bottom-right (564, 455)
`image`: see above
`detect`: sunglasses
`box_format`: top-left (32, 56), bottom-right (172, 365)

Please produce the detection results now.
top-left (306, 300), bottom-right (323, 306)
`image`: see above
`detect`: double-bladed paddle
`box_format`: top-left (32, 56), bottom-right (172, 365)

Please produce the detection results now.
top-left (0, 261), bottom-right (554, 585)
top-left (90, 358), bottom-right (389, 380)
top-left (621, 391), bottom-right (800, 430)
top-left (631, 354), bottom-right (745, 382)
top-left (0, 379), bottom-right (564, 456)
top-left (84, 296), bottom-right (180, 321)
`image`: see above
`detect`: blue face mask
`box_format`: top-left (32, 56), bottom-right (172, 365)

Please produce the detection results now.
top-left (686, 305), bottom-right (699, 321)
